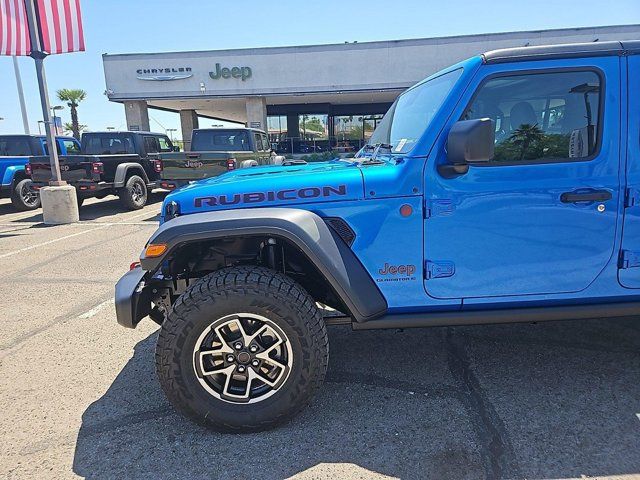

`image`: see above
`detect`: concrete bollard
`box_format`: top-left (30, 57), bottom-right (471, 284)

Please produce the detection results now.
top-left (40, 185), bottom-right (79, 225)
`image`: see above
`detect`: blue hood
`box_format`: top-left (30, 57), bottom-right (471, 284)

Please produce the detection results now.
top-left (163, 160), bottom-right (365, 219)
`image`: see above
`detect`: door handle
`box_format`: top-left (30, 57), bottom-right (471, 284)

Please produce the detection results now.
top-left (560, 189), bottom-right (612, 203)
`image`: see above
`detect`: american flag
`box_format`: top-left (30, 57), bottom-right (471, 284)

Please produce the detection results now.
top-left (0, 0), bottom-right (84, 56)
top-left (0, 0), bottom-right (30, 55)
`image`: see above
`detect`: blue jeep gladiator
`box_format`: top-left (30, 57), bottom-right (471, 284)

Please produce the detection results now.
top-left (0, 135), bottom-right (80, 210)
top-left (115, 40), bottom-right (640, 432)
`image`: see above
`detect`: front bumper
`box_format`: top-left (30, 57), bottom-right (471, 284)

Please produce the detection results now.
top-left (114, 266), bottom-right (151, 328)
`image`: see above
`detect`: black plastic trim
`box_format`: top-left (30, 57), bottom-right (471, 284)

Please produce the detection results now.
top-left (140, 208), bottom-right (387, 322)
top-left (482, 40), bottom-right (640, 64)
top-left (114, 266), bottom-right (149, 328)
top-left (352, 301), bottom-right (640, 330)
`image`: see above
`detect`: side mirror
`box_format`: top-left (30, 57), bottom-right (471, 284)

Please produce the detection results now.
top-left (173, 145), bottom-right (180, 152)
top-left (447, 118), bottom-right (495, 165)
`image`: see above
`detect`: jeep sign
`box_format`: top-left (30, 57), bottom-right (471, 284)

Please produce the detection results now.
top-left (209, 63), bottom-right (252, 81)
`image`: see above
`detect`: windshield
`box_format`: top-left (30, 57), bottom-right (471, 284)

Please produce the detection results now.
top-left (83, 134), bottom-right (136, 155)
top-left (368, 68), bottom-right (463, 154)
top-left (191, 129), bottom-right (251, 151)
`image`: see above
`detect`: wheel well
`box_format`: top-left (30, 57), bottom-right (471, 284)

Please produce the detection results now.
top-left (163, 235), bottom-right (348, 314)
top-left (12, 170), bottom-right (27, 185)
top-left (124, 167), bottom-right (146, 183)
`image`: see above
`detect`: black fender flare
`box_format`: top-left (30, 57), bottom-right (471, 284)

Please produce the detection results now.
top-left (140, 208), bottom-right (387, 322)
top-left (113, 163), bottom-right (150, 188)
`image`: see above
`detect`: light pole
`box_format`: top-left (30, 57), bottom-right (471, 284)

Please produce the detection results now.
top-left (37, 120), bottom-right (44, 135)
top-left (51, 105), bottom-right (64, 135)
top-left (166, 128), bottom-right (177, 141)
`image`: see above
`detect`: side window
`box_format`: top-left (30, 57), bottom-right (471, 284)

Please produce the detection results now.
top-left (143, 136), bottom-right (160, 153)
top-left (463, 70), bottom-right (601, 162)
top-left (157, 136), bottom-right (173, 152)
top-left (63, 139), bottom-right (80, 154)
top-left (254, 133), bottom-right (264, 151)
top-left (261, 134), bottom-right (270, 151)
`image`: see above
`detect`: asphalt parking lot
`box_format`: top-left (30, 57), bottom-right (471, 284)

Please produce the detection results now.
top-left (0, 194), bottom-right (639, 480)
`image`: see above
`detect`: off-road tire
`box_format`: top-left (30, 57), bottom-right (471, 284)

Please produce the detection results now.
top-left (118, 175), bottom-right (147, 210)
top-left (10, 178), bottom-right (40, 211)
top-left (156, 266), bottom-right (329, 432)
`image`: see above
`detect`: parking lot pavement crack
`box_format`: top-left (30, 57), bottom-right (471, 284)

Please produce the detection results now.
top-left (325, 370), bottom-right (460, 399)
top-left (0, 294), bottom-right (115, 358)
top-left (463, 330), bottom-right (640, 356)
top-left (445, 328), bottom-right (520, 480)
top-left (77, 406), bottom-right (175, 438)
top-left (0, 226), bottom-right (147, 281)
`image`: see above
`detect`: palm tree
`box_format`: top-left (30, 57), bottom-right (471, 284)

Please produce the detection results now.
top-left (509, 123), bottom-right (544, 161)
top-left (56, 88), bottom-right (86, 140)
top-left (63, 121), bottom-right (87, 136)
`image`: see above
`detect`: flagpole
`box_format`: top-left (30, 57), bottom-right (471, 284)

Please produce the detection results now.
top-left (23, 0), bottom-right (64, 186)
top-left (12, 56), bottom-right (30, 135)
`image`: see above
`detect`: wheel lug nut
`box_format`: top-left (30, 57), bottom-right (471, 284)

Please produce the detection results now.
top-left (249, 345), bottom-right (258, 353)
top-left (252, 359), bottom-right (259, 367)
top-left (234, 343), bottom-right (242, 350)
top-left (226, 355), bottom-right (235, 362)
top-left (237, 365), bottom-right (246, 373)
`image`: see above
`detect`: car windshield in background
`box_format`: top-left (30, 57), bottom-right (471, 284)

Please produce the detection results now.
top-left (368, 68), bottom-right (463, 154)
top-left (191, 130), bottom-right (251, 151)
top-left (83, 134), bottom-right (136, 155)
top-left (0, 136), bottom-right (33, 156)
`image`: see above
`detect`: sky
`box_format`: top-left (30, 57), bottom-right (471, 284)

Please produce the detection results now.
top-left (1, 0), bottom-right (639, 139)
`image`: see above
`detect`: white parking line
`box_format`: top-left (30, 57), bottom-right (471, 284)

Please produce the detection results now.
top-left (77, 298), bottom-right (114, 319)
top-left (0, 226), bottom-right (103, 260)
top-left (0, 209), bottom-right (157, 260)
top-left (636, 413), bottom-right (640, 422)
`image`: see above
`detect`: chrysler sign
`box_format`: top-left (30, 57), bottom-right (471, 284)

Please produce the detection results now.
top-left (136, 67), bottom-right (193, 81)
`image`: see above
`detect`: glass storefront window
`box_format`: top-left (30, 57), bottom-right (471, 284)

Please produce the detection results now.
top-left (334, 114), bottom-right (384, 141)
top-left (267, 115), bottom-right (287, 141)
top-left (299, 114), bottom-right (328, 141)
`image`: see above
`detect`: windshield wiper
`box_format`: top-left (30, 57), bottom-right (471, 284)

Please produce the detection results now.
top-left (362, 143), bottom-right (393, 163)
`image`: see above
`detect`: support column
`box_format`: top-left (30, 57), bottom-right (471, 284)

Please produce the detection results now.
top-left (245, 97), bottom-right (267, 132)
top-left (124, 101), bottom-right (150, 132)
top-left (180, 110), bottom-right (199, 151)
top-left (286, 113), bottom-right (299, 154)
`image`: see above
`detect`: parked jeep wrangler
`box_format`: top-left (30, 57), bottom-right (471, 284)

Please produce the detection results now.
top-left (115, 41), bottom-right (640, 432)
top-left (156, 128), bottom-right (285, 191)
top-left (29, 131), bottom-right (173, 209)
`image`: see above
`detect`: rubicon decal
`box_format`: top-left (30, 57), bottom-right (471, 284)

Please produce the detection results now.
top-left (376, 263), bottom-right (417, 283)
top-left (194, 185), bottom-right (347, 208)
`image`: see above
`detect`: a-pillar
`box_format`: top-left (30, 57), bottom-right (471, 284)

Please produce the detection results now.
top-left (124, 101), bottom-right (150, 132)
top-left (180, 110), bottom-right (199, 151)
top-left (245, 97), bottom-right (267, 132)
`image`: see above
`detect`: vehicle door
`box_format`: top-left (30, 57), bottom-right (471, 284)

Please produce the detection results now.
top-left (424, 57), bottom-right (621, 301)
top-left (618, 53), bottom-right (640, 287)
top-left (252, 132), bottom-right (269, 165)
top-left (142, 135), bottom-right (162, 179)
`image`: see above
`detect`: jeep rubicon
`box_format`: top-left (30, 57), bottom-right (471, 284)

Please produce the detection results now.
top-left (115, 41), bottom-right (640, 432)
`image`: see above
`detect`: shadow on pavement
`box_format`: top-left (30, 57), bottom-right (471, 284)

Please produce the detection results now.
top-left (73, 319), bottom-right (640, 480)
top-left (0, 192), bottom-right (165, 223)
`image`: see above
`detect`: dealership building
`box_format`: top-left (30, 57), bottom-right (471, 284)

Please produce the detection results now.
top-left (102, 24), bottom-right (640, 152)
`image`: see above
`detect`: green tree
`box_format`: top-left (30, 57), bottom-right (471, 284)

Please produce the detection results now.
top-left (508, 123), bottom-right (544, 161)
top-left (56, 88), bottom-right (87, 140)
top-left (63, 121), bottom-right (87, 136)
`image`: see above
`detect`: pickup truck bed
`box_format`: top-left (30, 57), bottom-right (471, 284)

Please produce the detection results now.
top-left (158, 152), bottom-right (232, 189)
